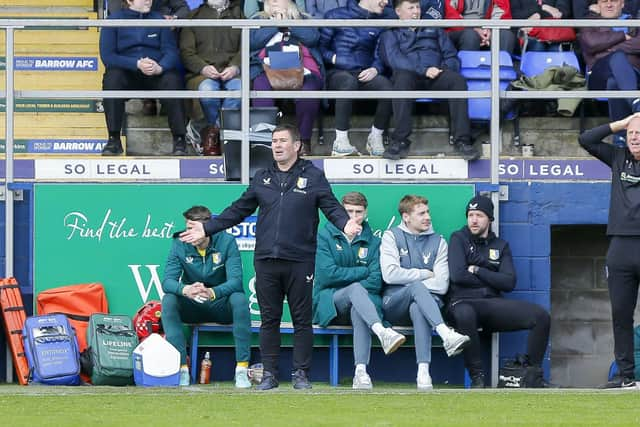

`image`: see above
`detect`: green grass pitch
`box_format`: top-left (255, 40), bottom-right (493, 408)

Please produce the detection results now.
top-left (1, 384), bottom-right (638, 426)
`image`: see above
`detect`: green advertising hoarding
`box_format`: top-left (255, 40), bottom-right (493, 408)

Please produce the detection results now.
top-left (34, 183), bottom-right (474, 322)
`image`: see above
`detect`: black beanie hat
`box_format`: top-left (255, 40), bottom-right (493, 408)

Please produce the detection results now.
top-left (466, 195), bottom-right (494, 221)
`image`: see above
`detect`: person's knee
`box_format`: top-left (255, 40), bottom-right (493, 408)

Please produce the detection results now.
top-left (449, 71), bottom-right (467, 90)
top-left (329, 72), bottom-right (358, 91)
top-left (198, 78), bottom-right (220, 91)
top-left (391, 70), bottom-right (415, 89)
top-left (161, 293), bottom-right (181, 319)
top-left (229, 292), bottom-right (250, 314)
top-left (533, 306), bottom-right (550, 330)
top-left (102, 68), bottom-right (129, 90)
top-left (606, 76), bottom-right (620, 90)
top-left (374, 75), bottom-right (393, 90)
top-left (459, 29), bottom-right (481, 48)
top-left (347, 282), bottom-right (368, 298)
top-left (159, 70), bottom-right (184, 89)
top-left (449, 303), bottom-right (475, 326)
top-left (608, 50), bottom-right (630, 68)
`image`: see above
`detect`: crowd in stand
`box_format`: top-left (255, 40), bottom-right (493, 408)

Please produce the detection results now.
top-left (100, 0), bottom-right (640, 159)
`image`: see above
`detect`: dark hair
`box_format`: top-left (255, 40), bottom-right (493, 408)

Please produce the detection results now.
top-left (394, 0), bottom-right (419, 8)
top-left (183, 206), bottom-right (212, 222)
top-left (272, 123), bottom-right (300, 142)
top-left (398, 195), bottom-right (428, 215)
top-left (342, 191), bottom-right (368, 208)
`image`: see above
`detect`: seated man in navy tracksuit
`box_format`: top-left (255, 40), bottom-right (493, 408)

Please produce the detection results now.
top-left (378, 0), bottom-right (479, 161)
top-left (447, 195), bottom-right (551, 388)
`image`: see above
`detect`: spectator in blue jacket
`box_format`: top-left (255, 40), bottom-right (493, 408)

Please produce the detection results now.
top-left (313, 191), bottom-right (406, 389)
top-left (319, 0), bottom-right (394, 156)
top-left (107, 0), bottom-right (190, 117)
top-left (100, 0), bottom-right (187, 155)
top-left (378, 0), bottom-right (479, 161)
top-left (250, 0), bottom-right (323, 155)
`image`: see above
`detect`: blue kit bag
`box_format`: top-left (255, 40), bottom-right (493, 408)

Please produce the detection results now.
top-left (23, 313), bottom-right (81, 385)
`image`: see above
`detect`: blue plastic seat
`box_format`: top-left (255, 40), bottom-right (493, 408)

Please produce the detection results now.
top-left (519, 51), bottom-right (581, 78)
top-left (458, 50), bottom-right (517, 81)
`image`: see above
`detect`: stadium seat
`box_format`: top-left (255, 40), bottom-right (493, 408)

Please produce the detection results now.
top-left (221, 107), bottom-right (279, 181)
top-left (519, 51), bottom-right (581, 78)
top-left (457, 50), bottom-right (517, 122)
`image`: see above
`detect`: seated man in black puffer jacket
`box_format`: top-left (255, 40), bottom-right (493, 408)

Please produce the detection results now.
top-left (447, 195), bottom-right (551, 388)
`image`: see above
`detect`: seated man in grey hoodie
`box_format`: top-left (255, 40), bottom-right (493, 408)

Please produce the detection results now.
top-left (380, 194), bottom-right (470, 391)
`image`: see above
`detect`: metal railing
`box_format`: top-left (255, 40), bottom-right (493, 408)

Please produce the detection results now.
top-left (2, 17), bottom-right (640, 381)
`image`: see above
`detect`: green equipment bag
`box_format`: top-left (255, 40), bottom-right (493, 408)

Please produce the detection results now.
top-left (85, 313), bottom-right (138, 385)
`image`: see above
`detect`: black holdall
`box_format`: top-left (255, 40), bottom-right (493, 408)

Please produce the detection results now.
top-left (498, 354), bottom-right (544, 388)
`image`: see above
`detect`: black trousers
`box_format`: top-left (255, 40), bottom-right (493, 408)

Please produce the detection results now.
top-left (448, 297), bottom-right (550, 377)
top-left (102, 67), bottom-right (186, 137)
top-left (326, 69), bottom-right (393, 131)
top-left (254, 258), bottom-right (315, 378)
top-left (448, 29), bottom-right (517, 55)
top-left (390, 69), bottom-right (471, 144)
top-left (606, 236), bottom-right (640, 378)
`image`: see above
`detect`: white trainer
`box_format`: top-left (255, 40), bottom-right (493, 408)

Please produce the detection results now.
top-left (417, 369), bottom-right (433, 391)
top-left (379, 328), bottom-right (406, 355)
top-left (331, 134), bottom-right (359, 156)
top-left (234, 367), bottom-right (252, 389)
top-left (366, 132), bottom-right (385, 156)
top-left (179, 366), bottom-right (190, 386)
top-left (442, 327), bottom-right (470, 357)
top-left (352, 370), bottom-right (373, 390)
top-left (185, 120), bottom-right (203, 155)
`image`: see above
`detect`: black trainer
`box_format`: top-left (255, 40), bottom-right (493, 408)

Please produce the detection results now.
top-left (292, 369), bottom-right (312, 390)
top-left (382, 140), bottom-right (411, 160)
top-left (255, 371), bottom-right (279, 391)
top-left (470, 373), bottom-right (485, 389)
top-left (599, 375), bottom-right (637, 389)
top-left (172, 136), bottom-right (187, 156)
top-left (102, 136), bottom-right (123, 156)
top-left (457, 143), bottom-right (480, 161)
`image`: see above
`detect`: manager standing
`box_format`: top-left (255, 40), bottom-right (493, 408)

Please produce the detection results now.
top-left (579, 112), bottom-right (640, 389)
top-left (180, 123), bottom-right (362, 390)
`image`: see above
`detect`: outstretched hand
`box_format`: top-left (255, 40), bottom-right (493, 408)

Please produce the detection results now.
top-left (179, 220), bottom-right (206, 244)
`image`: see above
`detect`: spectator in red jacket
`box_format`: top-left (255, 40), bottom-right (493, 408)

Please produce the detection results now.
top-left (579, 0), bottom-right (640, 146)
top-left (444, 0), bottom-right (517, 54)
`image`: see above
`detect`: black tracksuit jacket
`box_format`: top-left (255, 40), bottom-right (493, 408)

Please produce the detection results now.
top-left (203, 158), bottom-right (349, 262)
top-left (579, 124), bottom-right (640, 236)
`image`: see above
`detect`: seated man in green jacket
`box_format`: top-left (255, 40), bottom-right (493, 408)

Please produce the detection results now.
top-left (162, 205), bottom-right (251, 388)
top-left (313, 191), bottom-right (406, 390)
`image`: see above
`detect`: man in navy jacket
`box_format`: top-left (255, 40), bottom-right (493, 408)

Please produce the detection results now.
top-left (99, 0), bottom-right (187, 156)
top-left (319, 0), bottom-right (394, 157)
top-left (378, 0), bottom-right (479, 161)
top-left (180, 124), bottom-right (362, 390)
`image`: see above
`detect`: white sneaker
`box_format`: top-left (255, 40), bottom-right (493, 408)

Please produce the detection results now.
top-left (185, 120), bottom-right (203, 155)
top-left (442, 327), bottom-right (470, 357)
top-left (379, 328), bottom-right (406, 355)
top-left (179, 366), bottom-right (190, 386)
top-left (234, 367), bottom-right (252, 389)
top-left (352, 371), bottom-right (373, 390)
top-left (417, 369), bottom-right (433, 391)
top-left (366, 132), bottom-right (385, 156)
top-left (331, 135), bottom-right (359, 156)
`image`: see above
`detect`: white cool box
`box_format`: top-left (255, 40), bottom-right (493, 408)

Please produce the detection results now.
top-left (133, 333), bottom-right (181, 386)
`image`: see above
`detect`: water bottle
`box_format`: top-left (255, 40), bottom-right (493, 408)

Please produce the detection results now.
top-left (199, 351), bottom-right (212, 384)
